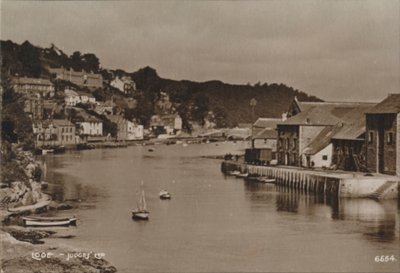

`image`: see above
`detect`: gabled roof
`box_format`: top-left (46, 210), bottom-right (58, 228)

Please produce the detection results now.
top-left (253, 128), bottom-right (277, 139)
top-left (332, 104), bottom-right (376, 140)
top-left (52, 119), bottom-right (74, 127)
top-left (12, 77), bottom-right (53, 86)
top-left (303, 125), bottom-right (340, 155)
top-left (366, 94), bottom-right (400, 114)
top-left (279, 102), bottom-right (374, 126)
top-left (253, 118), bottom-right (281, 128)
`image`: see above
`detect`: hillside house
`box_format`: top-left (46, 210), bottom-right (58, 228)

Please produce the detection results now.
top-left (110, 76), bottom-right (136, 94)
top-left (76, 116), bottom-right (103, 136)
top-left (95, 100), bottom-right (115, 115)
top-left (150, 114), bottom-right (182, 136)
top-left (12, 77), bottom-right (55, 98)
top-left (64, 89), bottom-right (96, 106)
top-left (107, 115), bottom-right (144, 141)
top-left (24, 96), bottom-right (44, 120)
top-left (365, 94), bottom-right (400, 176)
top-left (33, 119), bottom-right (76, 147)
top-left (49, 67), bottom-right (103, 89)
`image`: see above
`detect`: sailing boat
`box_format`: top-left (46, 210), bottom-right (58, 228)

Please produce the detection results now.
top-left (132, 181), bottom-right (149, 220)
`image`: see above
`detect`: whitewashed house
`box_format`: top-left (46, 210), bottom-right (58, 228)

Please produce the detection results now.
top-left (110, 76), bottom-right (136, 94)
top-left (77, 117), bottom-right (103, 136)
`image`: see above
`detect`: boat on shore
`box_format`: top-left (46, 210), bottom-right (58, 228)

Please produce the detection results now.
top-left (22, 216), bottom-right (77, 227)
top-left (132, 182), bottom-right (149, 220)
top-left (246, 175), bottom-right (276, 184)
top-left (234, 172), bottom-right (249, 178)
top-left (159, 190), bottom-right (171, 200)
top-left (228, 170), bottom-right (241, 176)
top-left (257, 177), bottom-right (276, 184)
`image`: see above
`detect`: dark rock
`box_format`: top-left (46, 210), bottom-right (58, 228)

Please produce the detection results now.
top-left (57, 203), bottom-right (73, 210)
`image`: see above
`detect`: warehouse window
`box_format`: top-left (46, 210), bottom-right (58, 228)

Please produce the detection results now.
top-left (322, 155), bottom-right (328, 160)
top-left (387, 132), bottom-right (394, 145)
top-left (368, 131), bottom-right (374, 144)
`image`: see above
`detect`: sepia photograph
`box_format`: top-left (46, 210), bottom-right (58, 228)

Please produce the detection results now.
top-left (0, 0), bottom-right (399, 272)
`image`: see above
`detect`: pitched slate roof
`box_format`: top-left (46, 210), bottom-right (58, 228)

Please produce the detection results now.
top-left (332, 104), bottom-right (376, 140)
top-left (52, 119), bottom-right (74, 127)
top-left (279, 102), bottom-right (374, 126)
top-left (301, 103), bottom-right (376, 154)
top-left (303, 125), bottom-right (341, 155)
top-left (253, 118), bottom-right (281, 128)
top-left (253, 128), bottom-right (277, 139)
top-left (366, 94), bottom-right (400, 114)
top-left (12, 77), bottom-right (53, 86)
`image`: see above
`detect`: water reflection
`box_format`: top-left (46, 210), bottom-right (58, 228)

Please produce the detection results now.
top-left (244, 183), bottom-right (399, 243)
top-left (337, 198), bottom-right (399, 243)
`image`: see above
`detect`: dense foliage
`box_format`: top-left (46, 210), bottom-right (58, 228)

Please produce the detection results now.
top-left (1, 40), bottom-right (322, 128)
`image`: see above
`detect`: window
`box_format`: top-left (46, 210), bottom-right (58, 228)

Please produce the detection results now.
top-left (368, 131), bottom-right (374, 144)
top-left (387, 132), bottom-right (394, 145)
top-left (322, 155), bottom-right (328, 161)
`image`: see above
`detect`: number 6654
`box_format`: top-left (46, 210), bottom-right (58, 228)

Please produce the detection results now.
top-left (375, 255), bottom-right (396, 262)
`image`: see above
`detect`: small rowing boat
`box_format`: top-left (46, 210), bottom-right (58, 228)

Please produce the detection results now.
top-left (22, 216), bottom-right (77, 227)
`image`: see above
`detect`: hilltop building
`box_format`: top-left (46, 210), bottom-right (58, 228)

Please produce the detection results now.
top-left (65, 88), bottom-right (96, 106)
top-left (49, 67), bottom-right (103, 89)
top-left (12, 77), bottom-right (55, 98)
top-left (110, 76), bottom-right (136, 94)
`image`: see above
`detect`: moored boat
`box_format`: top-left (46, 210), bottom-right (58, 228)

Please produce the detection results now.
top-left (228, 170), bottom-right (241, 176)
top-left (22, 216), bottom-right (77, 227)
top-left (234, 172), bottom-right (249, 178)
top-left (132, 181), bottom-right (149, 220)
top-left (159, 190), bottom-right (171, 200)
top-left (257, 177), bottom-right (276, 184)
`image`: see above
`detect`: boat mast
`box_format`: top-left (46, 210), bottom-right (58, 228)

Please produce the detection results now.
top-left (141, 189), bottom-right (147, 211)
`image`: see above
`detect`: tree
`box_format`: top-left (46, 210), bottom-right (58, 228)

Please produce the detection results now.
top-left (18, 40), bottom-right (42, 77)
top-left (192, 93), bottom-right (209, 125)
top-left (70, 51), bottom-right (82, 70)
top-left (81, 53), bottom-right (100, 72)
top-left (1, 79), bottom-right (34, 149)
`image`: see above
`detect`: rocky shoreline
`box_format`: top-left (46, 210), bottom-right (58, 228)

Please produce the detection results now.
top-left (1, 149), bottom-right (117, 273)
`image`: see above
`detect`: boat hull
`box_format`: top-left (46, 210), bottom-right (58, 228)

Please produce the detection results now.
top-left (159, 194), bottom-right (171, 200)
top-left (132, 211), bottom-right (149, 220)
top-left (22, 217), bottom-right (77, 227)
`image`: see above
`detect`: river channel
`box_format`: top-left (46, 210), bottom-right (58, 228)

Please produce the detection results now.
top-left (42, 141), bottom-right (399, 272)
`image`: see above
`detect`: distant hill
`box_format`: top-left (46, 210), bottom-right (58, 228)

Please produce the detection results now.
top-left (130, 66), bottom-right (322, 127)
top-left (1, 40), bottom-right (322, 128)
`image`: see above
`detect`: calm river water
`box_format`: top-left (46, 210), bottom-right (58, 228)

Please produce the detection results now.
top-left (42, 142), bottom-right (399, 272)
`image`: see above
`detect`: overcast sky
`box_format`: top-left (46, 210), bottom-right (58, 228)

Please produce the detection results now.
top-left (1, 0), bottom-right (399, 102)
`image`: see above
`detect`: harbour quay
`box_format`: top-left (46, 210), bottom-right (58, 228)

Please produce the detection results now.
top-left (221, 161), bottom-right (400, 199)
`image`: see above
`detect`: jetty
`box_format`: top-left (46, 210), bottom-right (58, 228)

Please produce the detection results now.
top-left (221, 161), bottom-right (400, 199)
